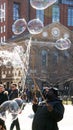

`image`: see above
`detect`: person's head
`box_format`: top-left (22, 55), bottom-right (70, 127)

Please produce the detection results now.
top-left (45, 87), bottom-right (59, 100)
top-left (11, 83), bottom-right (18, 90)
top-left (0, 84), bottom-right (4, 93)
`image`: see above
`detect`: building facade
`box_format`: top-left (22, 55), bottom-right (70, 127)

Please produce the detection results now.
top-left (0, 0), bottom-right (73, 96)
top-left (0, 0), bottom-right (28, 42)
top-left (0, 22), bottom-right (73, 96)
top-left (26, 22), bottom-right (73, 91)
top-left (0, 0), bottom-right (73, 43)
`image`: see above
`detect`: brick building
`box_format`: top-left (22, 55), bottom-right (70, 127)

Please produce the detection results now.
top-left (0, 0), bottom-right (73, 43)
top-left (26, 22), bottom-right (73, 90)
top-left (0, 0), bottom-right (28, 42)
top-left (0, 0), bottom-right (73, 96)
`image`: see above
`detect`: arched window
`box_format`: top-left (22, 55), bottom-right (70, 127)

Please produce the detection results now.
top-left (64, 50), bottom-right (70, 59)
top-left (41, 50), bottom-right (47, 67)
top-left (52, 52), bottom-right (58, 65)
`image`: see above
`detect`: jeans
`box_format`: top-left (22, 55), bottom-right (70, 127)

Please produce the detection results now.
top-left (10, 118), bottom-right (20, 130)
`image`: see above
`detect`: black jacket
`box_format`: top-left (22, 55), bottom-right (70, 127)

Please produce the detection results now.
top-left (0, 91), bottom-right (8, 130)
top-left (32, 98), bottom-right (64, 130)
top-left (9, 89), bottom-right (19, 100)
top-left (0, 91), bottom-right (8, 105)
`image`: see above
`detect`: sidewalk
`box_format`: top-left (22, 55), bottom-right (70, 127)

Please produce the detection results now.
top-left (6, 103), bottom-right (73, 130)
top-left (58, 104), bottom-right (73, 130)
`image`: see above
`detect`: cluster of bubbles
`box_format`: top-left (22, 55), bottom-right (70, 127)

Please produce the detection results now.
top-left (0, 48), bottom-right (24, 68)
top-left (0, 0), bottom-right (71, 51)
top-left (0, 98), bottom-right (25, 122)
top-left (12, 0), bottom-right (57, 35)
top-left (12, 18), bottom-right (44, 35)
top-left (12, 0), bottom-right (71, 51)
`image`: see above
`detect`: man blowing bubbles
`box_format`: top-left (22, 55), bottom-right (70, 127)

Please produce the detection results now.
top-left (32, 87), bottom-right (64, 130)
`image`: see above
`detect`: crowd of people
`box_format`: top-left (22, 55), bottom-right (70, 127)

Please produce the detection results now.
top-left (0, 83), bottom-right (65, 130)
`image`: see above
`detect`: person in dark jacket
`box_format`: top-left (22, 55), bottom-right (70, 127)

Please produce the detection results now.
top-left (9, 83), bottom-right (19, 100)
top-left (0, 84), bottom-right (8, 130)
top-left (9, 83), bottom-right (20, 130)
top-left (32, 87), bottom-right (64, 130)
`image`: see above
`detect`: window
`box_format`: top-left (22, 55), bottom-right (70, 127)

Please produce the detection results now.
top-left (36, 10), bottom-right (44, 23)
top-left (0, 4), bottom-right (4, 22)
top-left (1, 26), bottom-right (3, 33)
top-left (1, 37), bottom-right (3, 43)
top-left (13, 3), bottom-right (20, 20)
top-left (3, 2), bottom-right (6, 22)
top-left (62, 0), bottom-right (73, 5)
top-left (4, 25), bottom-right (6, 32)
top-left (64, 50), bottom-right (70, 59)
top-left (52, 52), bottom-right (58, 65)
top-left (52, 5), bottom-right (60, 22)
top-left (58, 0), bottom-right (62, 3)
top-left (41, 50), bottom-right (47, 67)
top-left (68, 7), bottom-right (73, 26)
top-left (3, 36), bottom-right (6, 42)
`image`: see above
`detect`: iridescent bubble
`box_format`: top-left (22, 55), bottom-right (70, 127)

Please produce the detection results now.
top-left (12, 18), bottom-right (27, 35)
top-left (13, 98), bottom-right (25, 113)
top-left (30, 0), bottom-right (57, 10)
top-left (0, 100), bottom-right (21, 121)
top-left (0, 101), bottom-right (11, 121)
top-left (27, 19), bottom-right (44, 34)
top-left (64, 38), bottom-right (71, 46)
top-left (9, 100), bottom-right (20, 114)
top-left (55, 38), bottom-right (71, 50)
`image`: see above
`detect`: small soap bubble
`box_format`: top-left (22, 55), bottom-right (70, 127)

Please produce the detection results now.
top-left (12, 18), bottom-right (27, 35)
top-left (55, 38), bottom-right (71, 50)
top-left (27, 19), bottom-right (44, 34)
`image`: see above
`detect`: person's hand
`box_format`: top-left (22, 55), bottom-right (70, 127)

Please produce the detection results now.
top-left (32, 97), bottom-right (38, 104)
top-left (47, 103), bottom-right (53, 112)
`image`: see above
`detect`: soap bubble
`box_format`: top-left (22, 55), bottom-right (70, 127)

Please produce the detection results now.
top-left (12, 18), bottom-right (27, 35)
top-left (13, 98), bottom-right (25, 113)
top-left (64, 38), bottom-right (71, 45)
top-left (0, 100), bottom-right (19, 121)
top-left (27, 19), bottom-right (44, 34)
top-left (55, 38), bottom-right (71, 50)
top-left (9, 100), bottom-right (20, 114)
top-left (30, 0), bottom-right (57, 10)
top-left (0, 99), bottom-right (25, 122)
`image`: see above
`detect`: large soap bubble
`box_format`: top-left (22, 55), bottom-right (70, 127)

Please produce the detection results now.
top-left (13, 98), bottom-right (25, 113)
top-left (30, 0), bottom-right (57, 10)
top-left (9, 100), bottom-right (20, 114)
top-left (27, 19), bottom-right (44, 34)
top-left (12, 18), bottom-right (27, 35)
top-left (0, 100), bottom-right (24, 130)
top-left (0, 100), bottom-right (19, 121)
top-left (0, 98), bottom-right (24, 122)
top-left (55, 38), bottom-right (71, 50)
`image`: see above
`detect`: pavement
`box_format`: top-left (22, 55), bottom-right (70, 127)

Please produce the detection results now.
top-left (5, 103), bottom-right (73, 130)
top-left (58, 104), bottom-right (73, 130)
